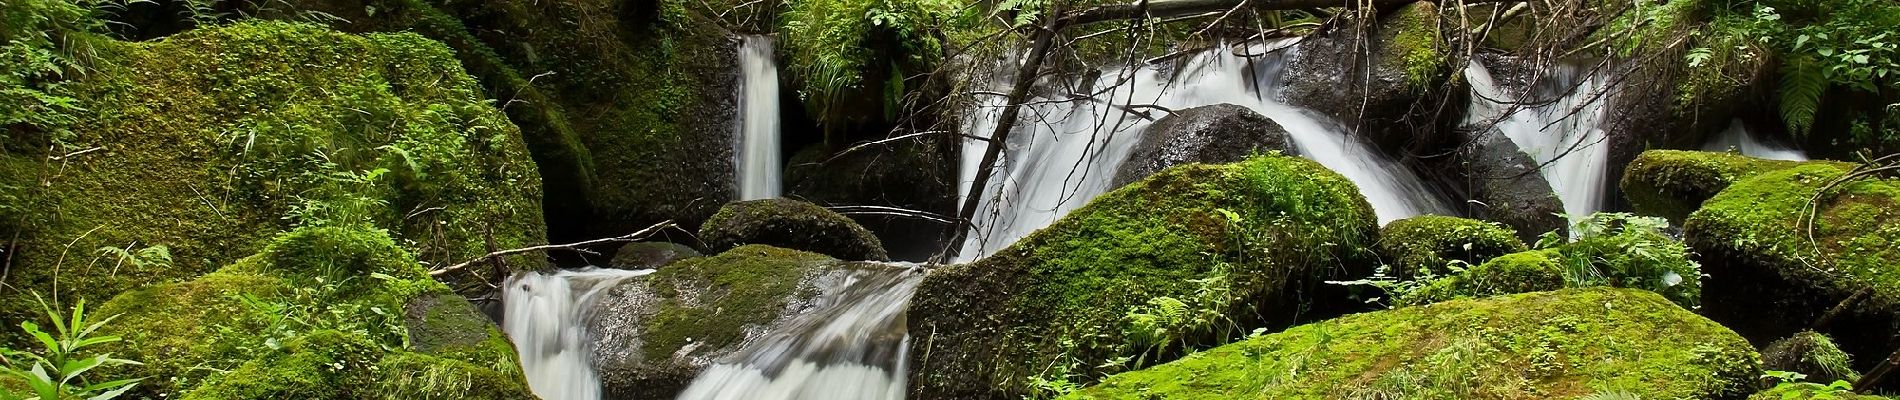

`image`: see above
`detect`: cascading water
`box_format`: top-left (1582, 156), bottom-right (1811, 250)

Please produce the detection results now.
top-left (1463, 61), bottom-right (1613, 223)
top-left (955, 41), bottom-right (1450, 260)
top-left (503, 268), bottom-right (654, 400)
top-left (675, 266), bottom-right (925, 400)
top-left (1703, 119), bottom-right (1807, 161)
top-left (737, 35), bottom-right (783, 200)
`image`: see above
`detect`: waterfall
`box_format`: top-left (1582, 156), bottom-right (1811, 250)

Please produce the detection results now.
top-left (1463, 61), bottom-right (1613, 224)
top-left (503, 268), bottom-right (654, 400)
top-left (675, 266), bottom-right (925, 400)
top-left (737, 35), bottom-right (782, 200)
top-left (1703, 119), bottom-right (1807, 161)
top-left (954, 41), bottom-right (1450, 261)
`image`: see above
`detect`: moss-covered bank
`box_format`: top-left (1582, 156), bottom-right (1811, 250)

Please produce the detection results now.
top-left (1686, 162), bottom-right (1900, 375)
top-left (907, 154), bottom-right (1378, 399)
top-left (99, 226), bottom-right (531, 398)
top-left (1065, 288), bottom-right (1761, 400)
top-left (1621, 150), bottom-right (1828, 222)
top-left (0, 21), bottom-right (544, 345)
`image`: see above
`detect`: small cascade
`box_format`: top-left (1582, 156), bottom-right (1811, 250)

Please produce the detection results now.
top-left (675, 266), bottom-right (925, 400)
top-left (955, 41), bottom-right (1449, 260)
top-left (1463, 61), bottom-right (1614, 223)
top-left (503, 268), bottom-right (654, 400)
top-left (1703, 119), bottom-right (1807, 161)
top-left (737, 35), bottom-right (783, 200)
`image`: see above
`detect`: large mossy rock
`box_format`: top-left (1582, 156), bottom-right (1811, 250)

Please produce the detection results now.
top-left (906, 155), bottom-right (1379, 399)
top-left (1064, 288), bottom-right (1762, 400)
top-left (1376, 215), bottom-right (1527, 279)
top-left (698, 198), bottom-right (890, 261)
top-left (587, 245), bottom-right (912, 398)
top-left (784, 137), bottom-right (959, 261)
top-left (1398, 249), bottom-right (1567, 306)
top-left (1685, 162), bottom-right (1900, 374)
top-left (99, 226), bottom-right (532, 398)
top-left (0, 22), bottom-right (545, 344)
top-left (1621, 150), bottom-right (1825, 222)
top-left (1280, 3), bottom-right (1456, 155)
top-left (1110, 104), bottom-right (1298, 188)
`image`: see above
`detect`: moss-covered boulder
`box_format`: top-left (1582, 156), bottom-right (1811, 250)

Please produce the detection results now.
top-left (0, 21), bottom-right (544, 346)
top-left (1686, 162), bottom-right (1900, 375)
top-left (1621, 150), bottom-right (1823, 222)
top-left (182, 329), bottom-right (534, 400)
top-left (1747, 384), bottom-right (1887, 400)
top-left (586, 245), bottom-right (913, 398)
top-left (609, 241), bottom-right (703, 270)
top-left (1111, 104), bottom-right (1299, 188)
top-left (784, 138), bottom-right (958, 261)
top-left (98, 226), bottom-right (530, 397)
top-left (1064, 288), bottom-right (1761, 400)
top-left (698, 198), bottom-right (890, 261)
top-left (906, 154), bottom-right (1379, 399)
top-left (1376, 215), bottom-right (1528, 279)
top-left (1761, 331), bottom-right (1861, 385)
top-left (1280, 2), bottom-right (1457, 155)
top-left (1399, 249), bottom-right (1567, 306)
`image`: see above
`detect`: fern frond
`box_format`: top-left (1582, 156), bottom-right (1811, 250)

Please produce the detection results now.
top-left (1780, 56), bottom-right (1827, 137)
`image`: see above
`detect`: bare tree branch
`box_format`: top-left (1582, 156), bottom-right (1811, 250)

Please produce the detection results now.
top-left (429, 220), bottom-right (679, 277)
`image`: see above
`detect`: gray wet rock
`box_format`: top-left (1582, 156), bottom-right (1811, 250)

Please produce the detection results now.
top-left (1460, 127), bottom-right (1568, 241)
top-left (1111, 104), bottom-right (1299, 188)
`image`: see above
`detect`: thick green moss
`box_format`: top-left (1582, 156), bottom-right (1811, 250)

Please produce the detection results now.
top-left (1381, 2), bottom-right (1448, 89)
top-left (1748, 385), bottom-right (1889, 400)
top-left (908, 154), bottom-right (1378, 399)
top-left (1377, 215), bottom-right (1528, 279)
top-left (1621, 150), bottom-right (1822, 222)
top-left (182, 329), bottom-right (534, 399)
top-left (1686, 162), bottom-right (1900, 372)
top-left (1400, 249), bottom-right (1566, 306)
top-left (98, 226), bottom-right (526, 397)
top-left (638, 245), bottom-right (838, 362)
top-left (1066, 288), bottom-right (1761, 400)
top-left (699, 198), bottom-right (889, 261)
top-left (1761, 331), bottom-right (1861, 385)
top-left (0, 21), bottom-right (545, 345)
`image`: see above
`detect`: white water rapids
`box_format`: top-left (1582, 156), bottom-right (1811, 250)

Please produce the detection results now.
top-left (954, 40), bottom-right (1451, 261)
top-left (675, 266), bottom-right (923, 400)
top-left (737, 35), bottom-right (782, 200)
top-left (503, 268), bottom-right (653, 400)
top-left (1462, 61), bottom-right (1614, 224)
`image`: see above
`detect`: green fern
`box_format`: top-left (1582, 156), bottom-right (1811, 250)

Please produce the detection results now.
top-left (1779, 56), bottom-right (1828, 136)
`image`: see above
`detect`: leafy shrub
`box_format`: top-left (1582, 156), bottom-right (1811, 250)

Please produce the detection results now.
top-left (0, 296), bottom-right (142, 400)
top-left (1541, 213), bottom-right (1703, 308)
top-left (780, 0), bottom-right (956, 123)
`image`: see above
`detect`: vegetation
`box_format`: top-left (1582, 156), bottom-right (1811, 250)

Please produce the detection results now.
top-left (1543, 213), bottom-right (1704, 309)
top-left (1375, 215), bottom-right (1527, 280)
top-left (698, 199), bottom-right (890, 261)
top-left (0, 296), bottom-right (143, 400)
top-left (781, 0), bottom-right (957, 126)
top-left (1064, 288), bottom-right (1761, 399)
top-left (1622, 150), bottom-right (1826, 222)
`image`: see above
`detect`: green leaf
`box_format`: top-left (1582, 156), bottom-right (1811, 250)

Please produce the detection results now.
top-left (1779, 57), bottom-right (1827, 136)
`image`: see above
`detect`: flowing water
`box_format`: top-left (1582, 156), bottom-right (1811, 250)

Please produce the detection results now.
top-left (1703, 119), bottom-right (1807, 161)
top-left (503, 268), bottom-right (654, 400)
top-left (1463, 61), bottom-right (1614, 224)
top-left (954, 41), bottom-right (1450, 261)
top-left (675, 266), bottom-right (925, 400)
top-left (737, 35), bottom-right (782, 200)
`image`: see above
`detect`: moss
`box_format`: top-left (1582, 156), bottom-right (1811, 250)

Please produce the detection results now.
top-left (1381, 2), bottom-right (1448, 90)
top-left (698, 198), bottom-right (890, 261)
top-left (1593, 0), bottom-right (1709, 56)
top-left (1400, 249), bottom-right (1566, 306)
top-left (908, 154), bottom-right (1378, 399)
top-left (637, 245), bottom-right (838, 362)
top-left (1620, 150), bottom-right (1824, 222)
top-left (1065, 288), bottom-right (1761, 400)
top-left (1686, 162), bottom-right (1900, 372)
top-left (1762, 331), bottom-right (1861, 385)
top-left (1377, 215), bottom-right (1528, 279)
top-left (181, 329), bottom-right (534, 399)
top-left (1748, 385), bottom-right (1890, 400)
top-left (1, 21), bottom-right (545, 345)
top-left (98, 226), bottom-right (524, 397)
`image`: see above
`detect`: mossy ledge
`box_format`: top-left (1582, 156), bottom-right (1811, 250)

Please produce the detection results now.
top-left (1685, 162), bottom-right (1900, 374)
top-left (0, 21), bottom-right (545, 345)
top-left (99, 226), bottom-right (531, 398)
top-left (907, 154), bottom-right (1379, 399)
top-left (1620, 150), bottom-right (1831, 222)
top-left (1065, 288), bottom-right (1761, 400)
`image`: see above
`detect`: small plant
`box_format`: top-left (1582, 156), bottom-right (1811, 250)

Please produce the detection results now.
top-left (1762, 370), bottom-right (1858, 399)
top-left (0, 295), bottom-right (143, 400)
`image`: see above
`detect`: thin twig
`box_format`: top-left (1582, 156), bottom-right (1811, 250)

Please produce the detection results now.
top-left (429, 220), bottom-right (677, 277)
